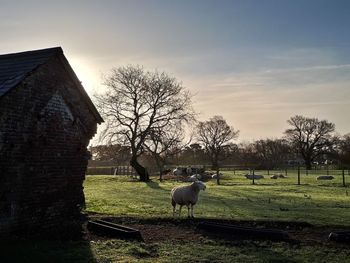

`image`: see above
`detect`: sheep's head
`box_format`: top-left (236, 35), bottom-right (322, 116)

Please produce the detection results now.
top-left (194, 181), bottom-right (206, 191)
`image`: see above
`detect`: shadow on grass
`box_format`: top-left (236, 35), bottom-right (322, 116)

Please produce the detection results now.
top-left (146, 180), bottom-right (167, 191)
top-left (0, 240), bottom-right (96, 263)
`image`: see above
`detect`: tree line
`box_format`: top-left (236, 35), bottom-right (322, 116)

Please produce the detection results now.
top-left (94, 65), bottom-right (350, 182)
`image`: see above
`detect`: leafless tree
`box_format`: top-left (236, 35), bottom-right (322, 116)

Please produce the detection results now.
top-left (253, 138), bottom-right (291, 169)
top-left (95, 65), bottom-right (194, 182)
top-left (144, 122), bottom-right (191, 181)
top-left (196, 116), bottom-right (239, 184)
top-left (337, 133), bottom-right (350, 167)
top-left (90, 144), bottom-right (131, 164)
top-left (284, 115), bottom-right (336, 170)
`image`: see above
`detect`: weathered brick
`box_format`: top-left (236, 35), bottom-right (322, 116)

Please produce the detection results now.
top-left (0, 49), bottom-right (102, 238)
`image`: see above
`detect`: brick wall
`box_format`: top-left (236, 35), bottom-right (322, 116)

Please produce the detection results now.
top-left (0, 54), bottom-right (98, 238)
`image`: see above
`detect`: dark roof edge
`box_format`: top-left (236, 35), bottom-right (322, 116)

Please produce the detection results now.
top-left (0, 47), bottom-right (64, 98)
top-left (57, 53), bottom-right (104, 124)
top-left (0, 47), bottom-right (63, 58)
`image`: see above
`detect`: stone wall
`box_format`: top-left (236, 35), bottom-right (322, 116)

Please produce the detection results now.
top-left (0, 54), bottom-right (98, 238)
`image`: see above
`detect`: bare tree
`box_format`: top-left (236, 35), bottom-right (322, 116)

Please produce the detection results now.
top-left (284, 115), bottom-right (336, 170)
top-left (337, 133), bottom-right (350, 167)
top-left (253, 138), bottom-right (291, 169)
top-left (90, 144), bottom-right (131, 164)
top-left (144, 122), bottom-right (191, 181)
top-left (95, 65), bottom-right (194, 182)
top-left (196, 116), bottom-right (239, 184)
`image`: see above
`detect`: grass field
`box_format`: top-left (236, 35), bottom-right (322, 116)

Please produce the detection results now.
top-left (85, 171), bottom-right (350, 226)
top-left (4, 171), bottom-right (350, 263)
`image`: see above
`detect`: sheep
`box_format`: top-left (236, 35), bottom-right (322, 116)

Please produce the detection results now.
top-left (187, 175), bottom-right (198, 182)
top-left (270, 174), bottom-right (287, 179)
top-left (186, 174), bottom-right (202, 182)
top-left (211, 173), bottom-right (222, 179)
top-left (171, 181), bottom-right (206, 218)
top-left (244, 174), bottom-right (264, 180)
top-left (173, 168), bottom-right (183, 176)
top-left (186, 166), bottom-right (193, 176)
top-left (316, 175), bottom-right (334, 180)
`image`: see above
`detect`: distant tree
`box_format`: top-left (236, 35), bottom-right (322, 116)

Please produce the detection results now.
top-left (337, 133), bottom-right (350, 167)
top-left (90, 144), bottom-right (131, 164)
top-left (236, 142), bottom-right (259, 168)
top-left (284, 115), bottom-right (336, 170)
top-left (196, 116), bottom-right (239, 184)
top-left (177, 143), bottom-right (207, 165)
top-left (253, 138), bottom-right (291, 169)
top-left (95, 65), bottom-right (194, 182)
top-left (143, 122), bottom-right (191, 181)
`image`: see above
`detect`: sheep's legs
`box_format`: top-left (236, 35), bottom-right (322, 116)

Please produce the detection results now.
top-left (186, 204), bottom-right (194, 218)
top-left (178, 205), bottom-right (182, 217)
top-left (172, 204), bottom-right (176, 217)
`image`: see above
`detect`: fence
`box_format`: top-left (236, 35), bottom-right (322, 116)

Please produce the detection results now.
top-left (86, 166), bottom-right (137, 176)
top-left (86, 165), bottom-right (158, 177)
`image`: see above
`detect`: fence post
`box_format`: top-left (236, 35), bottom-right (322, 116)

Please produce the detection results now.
top-left (306, 169), bottom-right (308, 176)
top-left (343, 169), bottom-right (346, 187)
top-left (252, 169), bottom-right (255, 185)
top-left (285, 169), bottom-right (288, 177)
top-left (267, 169), bottom-right (270, 176)
top-left (297, 166), bottom-right (300, 185)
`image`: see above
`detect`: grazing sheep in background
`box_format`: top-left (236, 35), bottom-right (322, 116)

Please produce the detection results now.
top-left (270, 174), bottom-right (287, 179)
top-left (171, 181), bottom-right (206, 218)
top-left (173, 168), bottom-right (183, 176)
top-left (186, 174), bottom-right (202, 182)
top-left (211, 173), bottom-right (223, 179)
top-left (187, 175), bottom-right (199, 182)
top-left (316, 175), bottom-right (334, 180)
top-left (186, 166), bottom-right (193, 176)
top-left (245, 174), bottom-right (264, 180)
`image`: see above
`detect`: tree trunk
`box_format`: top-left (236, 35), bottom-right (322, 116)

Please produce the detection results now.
top-left (305, 157), bottom-right (312, 170)
top-left (130, 156), bottom-right (149, 182)
top-left (216, 167), bottom-right (220, 185)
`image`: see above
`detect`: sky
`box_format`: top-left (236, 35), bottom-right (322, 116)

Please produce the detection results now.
top-left (1, 0), bottom-right (350, 141)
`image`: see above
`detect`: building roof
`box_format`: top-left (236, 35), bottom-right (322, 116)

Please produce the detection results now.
top-left (0, 47), bottom-right (103, 123)
top-left (0, 47), bottom-right (62, 97)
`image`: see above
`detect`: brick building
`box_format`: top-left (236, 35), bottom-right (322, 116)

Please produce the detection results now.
top-left (0, 47), bottom-right (103, 237)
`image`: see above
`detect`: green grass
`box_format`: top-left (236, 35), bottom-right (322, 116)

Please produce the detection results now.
top-left (5, 172), bottom-right (350, 263)
top-left (84, 172), bottom-right (350, 226)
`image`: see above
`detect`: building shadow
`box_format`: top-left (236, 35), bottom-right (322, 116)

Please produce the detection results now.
top-left (146, 180), bottom-right (165, 190)
top-left (0, 240), bottom-right (96, 263)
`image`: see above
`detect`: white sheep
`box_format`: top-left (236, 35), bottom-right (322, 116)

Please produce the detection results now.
top-left (173, 168), bottom-right (183, 176)
top-left (187, 174), bottom-right (202, 182)
top-left (171, 181), bottom-right (206, 218)
top-left (187, 175), bottom-right (198, 182)
top-left (245, 174), bottom-right (264, 180)
top-left (316, 175), bottom-right (334, 180)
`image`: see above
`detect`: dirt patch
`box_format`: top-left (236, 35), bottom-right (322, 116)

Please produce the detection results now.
top-left (86, 216), bottom-right (350, 246)
top-left (131, 223), bottom-right (202, 243)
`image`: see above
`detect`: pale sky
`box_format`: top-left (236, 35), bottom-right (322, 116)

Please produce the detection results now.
top-left (1, 0), bottom-right (350, 141)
